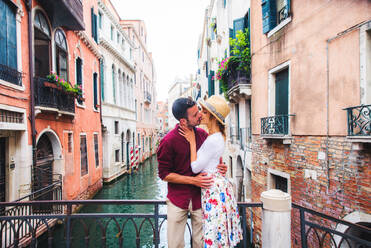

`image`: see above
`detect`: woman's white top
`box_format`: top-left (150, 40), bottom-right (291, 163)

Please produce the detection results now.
top-left (191, 132), bottom-right (225, 174)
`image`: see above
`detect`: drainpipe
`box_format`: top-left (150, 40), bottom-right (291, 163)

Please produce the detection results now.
top-left (325, 20), bottom-right (368, 194)
top-left (24, 0), bottom-right (36, 189)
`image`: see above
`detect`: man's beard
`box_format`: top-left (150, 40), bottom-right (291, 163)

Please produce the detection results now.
top-left (187, 119), bottom-right (201, 128)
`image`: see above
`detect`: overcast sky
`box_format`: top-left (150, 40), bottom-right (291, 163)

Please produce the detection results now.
top-left (111, 0), bottom-right (209, 101)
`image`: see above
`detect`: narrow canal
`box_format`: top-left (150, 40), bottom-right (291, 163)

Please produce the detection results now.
top-left (41, 156), bottom-right (194, 247)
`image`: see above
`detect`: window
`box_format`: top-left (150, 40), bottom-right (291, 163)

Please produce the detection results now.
top-left (262, 0), bottom-right (291, 34)
top-left (268, 169), bottom-right (290, 193)
top-left (93, 72), bottom-right (98, 109)
top-left (112, 64), bottom-right (116, 104)
top-left (115, 149), bottom-right (120, 162)
top-left (0, 0), bottom-right (19, 84)
top-left (98, 12), bottom-right (102, 29)
top-left (94, 134), bottom-right (99, 167)
top-left (114, 121), bottom-right (119, 134)
top-left (68, 133), bottom-right (73, 153)
top-left (111, 25), bottom-right (114, 40)
top-left (55, 29), bottom-right (68, 81)
top-left (91, 8), bottom-right (98, 42)
top-left (100, 59), bottom-right (104, 101)
top-left (76, 58), bottom-right (83, 105)
top-left (34, 10), bottom-right (51, 77)
top-left (80, 135), bottom-right (88, 176)
top-left (117, 33), bottom-right (120, 43)
top-left (274, 68), bottom-right (289, 116)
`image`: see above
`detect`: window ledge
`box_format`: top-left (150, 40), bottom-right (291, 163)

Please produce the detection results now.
top-left (261, 134), bottom-right (293, 144)
top-left (76, 103), bottom-right (86, 109)
top-left (267, 17), bottom-right (292, 38)
top-left (346, 136), bottom-right (371, 143)
top-left (0, 79), bottom-right (24, 91)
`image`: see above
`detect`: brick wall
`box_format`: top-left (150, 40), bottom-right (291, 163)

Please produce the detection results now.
top-left (250, 135), bottom-right (371, 247)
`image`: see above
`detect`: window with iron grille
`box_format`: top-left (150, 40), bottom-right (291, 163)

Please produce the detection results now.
top-left (80, 135), bottom-right (88, 176)
top-left (94, 134), bottom-right (99, 167)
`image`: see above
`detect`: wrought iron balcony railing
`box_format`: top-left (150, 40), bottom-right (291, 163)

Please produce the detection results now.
top-left (34, 77), bottom-right (75, 114)
top-left (144, 91), bottom-right (152, 104)
top-left (344, 104), bottom-right (371, 136)
top-left (261, 114), bottom-right (294, 136)
top-left (0, 63), bottom-right (23, 86)
top-left (227, 70), bottom-right (251, 90)
top-left (0, 200), bottom-right (262, 248)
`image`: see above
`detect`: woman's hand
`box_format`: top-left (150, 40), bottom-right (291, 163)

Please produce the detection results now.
top-left (179, 124), bottom-right (195, 144)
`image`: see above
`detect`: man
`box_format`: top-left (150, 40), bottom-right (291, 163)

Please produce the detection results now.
top-left (157, 97), bottom-right (227, 248)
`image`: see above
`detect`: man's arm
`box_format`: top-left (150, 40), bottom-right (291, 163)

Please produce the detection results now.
top-left (163, 172), bottom-right (214, 189)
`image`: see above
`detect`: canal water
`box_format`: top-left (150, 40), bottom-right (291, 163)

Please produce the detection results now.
top-left (40, 156), bottom-right (192, 247)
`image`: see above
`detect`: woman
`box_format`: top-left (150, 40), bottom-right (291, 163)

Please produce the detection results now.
top-left (179, 95), bottom-right (242, 247)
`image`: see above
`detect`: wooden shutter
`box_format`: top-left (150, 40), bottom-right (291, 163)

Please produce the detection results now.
top-left (0, 1), bottom-right (7, 66)
top-left (100, 60), bottom-right (104, 101)
top-left (76, 58), bottom-right (82, 85)
top-left (6, 4), bottom-right (17, 69)
top-left (208, 70), bottom-right (215, 96)
top-left (233, 17), bottom-right (246, 38)
top-left (229, 28), bottom-right (234, 54)
top-left (80, 136), bottom-right (88, 175)
top-left (275, 68), bottom-right (289, 115)
top-left (262, 0), bottom-right (277, 34)
top-left (93, 73), bottom-right (98, 108)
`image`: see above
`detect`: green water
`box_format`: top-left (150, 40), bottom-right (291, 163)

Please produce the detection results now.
top-left (41, 156), bottom-right (182, 248)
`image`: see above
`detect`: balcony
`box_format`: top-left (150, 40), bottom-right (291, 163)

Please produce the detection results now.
top-left (38, 0), bottom-right (84, 30)
top-left (344, 104), bottom-right (371, 143)
top-left (227, 70), bottom-right (251, 103)
top-left (144, 91), bottom-right (152, 104)
top-left (0, 63), bottom-right (23, 86)
top-left (261, 114), bottom-right (295, 142)
top-left (34, 77), bottom-right (75, 117)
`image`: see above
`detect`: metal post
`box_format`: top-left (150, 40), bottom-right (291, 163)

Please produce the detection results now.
top-left (241, 207), bottom-right (247, 248)
top-left (66, 204), bottom-right (72, 248)
top-left (299, 208), bottom-right (307, 248)
top-left (154, 203), bottom-right (159, 248)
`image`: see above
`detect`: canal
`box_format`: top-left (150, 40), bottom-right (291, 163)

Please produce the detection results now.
top-left (40, 156), bottom-right (193, 247)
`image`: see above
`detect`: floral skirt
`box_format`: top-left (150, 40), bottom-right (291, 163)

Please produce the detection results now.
top-left (201, 172), bottom-right (243, 248)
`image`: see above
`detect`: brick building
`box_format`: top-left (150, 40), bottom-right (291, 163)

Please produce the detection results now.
top-left (249, 0), bottom-right (371, 246)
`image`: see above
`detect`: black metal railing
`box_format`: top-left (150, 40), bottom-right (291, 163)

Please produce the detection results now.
top-left (0, 63), bottom-right (23, 86)
top-left (144, 91), bottom-right (152, 104)
top-left (293, 203), bottom-right (371, 248)
top-left (227, 70), bottom-right (251, 90)
top-left (261, 114), bottom-right (294, 136)
top-left (344, 104), bottom-right (371, 136)
top-left (0, 200), bottom-right (262, 248)
top-left (34, 77), bottom-right (75, 114)
top-left (1, 182), bottom-right (62, 247)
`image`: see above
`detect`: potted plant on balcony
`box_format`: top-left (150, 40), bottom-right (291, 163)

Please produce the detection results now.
top-left (215, 28), bottom-right (251, 100)
top-left (45, 72), bottom-right (62, 89)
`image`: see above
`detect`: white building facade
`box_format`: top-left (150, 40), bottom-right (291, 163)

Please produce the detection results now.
top-left (196, 0), bottom-right (252, 201)
top-left (98, 0), bottom-right (136, 182)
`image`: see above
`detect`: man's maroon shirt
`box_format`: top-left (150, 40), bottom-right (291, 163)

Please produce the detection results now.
top-left (157, 124), bottom-right (208, 210)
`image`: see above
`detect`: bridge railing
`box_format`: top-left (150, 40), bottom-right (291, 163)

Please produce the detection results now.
top-left (0, 200), bottom-right (262, 248)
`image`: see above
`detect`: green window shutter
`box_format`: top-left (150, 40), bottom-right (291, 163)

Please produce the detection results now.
top-left (210, 70), bottom-right (215, 96)
top-left (94, 13), bottom-right (98, 42)
top-left (223, 0), bottom-right (227, 8)
top-left (100, 60), bottom-right (104, 101)
top-left (205, 62), bottom-right (208, 78)
top-left (248, 9), bottom-right (251, 47)
top-left (233, 17), bottom-right (246, 38)
top-left (91, 8), bottom-right (95, 39)
top-left (275, 68), bottom-right (289, 116)
top-left (229, 28), bottom-right (234, 55)
top-left (93, 73), bottom-right (98, 108)
top-left (6, 5), bottom-right (17, 69)
top-left (0, 1), bottom-right (6, 66)
top-left (262, 0), bottom-right (277, 34)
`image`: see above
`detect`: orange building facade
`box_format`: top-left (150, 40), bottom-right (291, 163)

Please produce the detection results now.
top-left (1, 0), bottom-right (103, 203)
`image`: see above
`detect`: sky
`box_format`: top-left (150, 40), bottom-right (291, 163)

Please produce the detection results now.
top-left (111, 0), bottom-right (209, 101)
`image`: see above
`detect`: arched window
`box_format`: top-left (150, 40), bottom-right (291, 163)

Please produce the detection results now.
top-left (34, 10), bottom-right (51, 77)
top-left (55, 29), bottom-right (68, 80)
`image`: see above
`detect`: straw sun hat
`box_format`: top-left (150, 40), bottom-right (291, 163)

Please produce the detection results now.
top-left (199, 95), bottom-right (230, 125)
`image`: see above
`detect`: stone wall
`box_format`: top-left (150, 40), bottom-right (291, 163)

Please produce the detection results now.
top-left (250, 135), bottom-right (371, 247)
